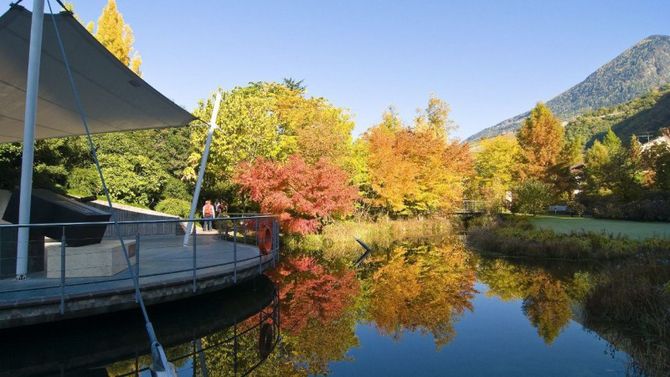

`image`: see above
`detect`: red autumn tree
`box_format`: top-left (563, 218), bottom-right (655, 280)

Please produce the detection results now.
top-left (235, 155), bottom-right (358, 234)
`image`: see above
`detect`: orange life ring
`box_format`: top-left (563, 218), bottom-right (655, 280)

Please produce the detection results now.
top-left (258, 224), bottom-right (273, 255)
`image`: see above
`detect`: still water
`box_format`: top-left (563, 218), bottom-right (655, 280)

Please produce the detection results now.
top-left (1, 240), bottom-right (666, 376)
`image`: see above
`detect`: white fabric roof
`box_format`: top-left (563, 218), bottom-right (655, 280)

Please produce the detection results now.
top-left (0, 5), bottom-right (195, 143)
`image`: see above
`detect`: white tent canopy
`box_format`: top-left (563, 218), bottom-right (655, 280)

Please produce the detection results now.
top-left (0, 4), bottom-right (195, 143)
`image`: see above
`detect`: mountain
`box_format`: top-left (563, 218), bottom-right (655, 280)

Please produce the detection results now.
top-left (565, 84), bottom-right (670, 145)
top-left (467, 35), bottom-right (670, 141)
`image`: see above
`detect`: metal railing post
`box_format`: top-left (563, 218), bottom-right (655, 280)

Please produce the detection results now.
top-left (272, 219), bottom-right (277, 267)
top-left (255, 219), bottom-right (259, 247)
top-left (134, 232), bottom-right (140, 303)
top-left (60, 226), bottom-right (66, 315)
top-left (233, 221), bottom-right (237, 283)
top-left (135, 232), bottom-right (140, 278)
top-left (192, 225), bottom-right (197, 293)
top-left (274, 219), bottom-right (279, 263)
top-left (256, 218), bottom-right (262, 274)
top-left (242, 219), bottom-right (247, 245)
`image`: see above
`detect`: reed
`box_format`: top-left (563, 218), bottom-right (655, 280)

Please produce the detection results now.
top-left (283, 217), bottom-right (455, 261)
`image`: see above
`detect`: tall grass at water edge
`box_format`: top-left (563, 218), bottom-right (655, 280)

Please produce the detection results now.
top-left (283, 218), bottom-right (455, 261)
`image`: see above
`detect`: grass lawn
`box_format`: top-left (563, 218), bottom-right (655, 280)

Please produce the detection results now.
top-left (527, 215), bottom-right (670, 240)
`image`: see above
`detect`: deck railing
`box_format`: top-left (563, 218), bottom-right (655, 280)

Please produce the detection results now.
top-left (0, 214), bottom-right (280, 317)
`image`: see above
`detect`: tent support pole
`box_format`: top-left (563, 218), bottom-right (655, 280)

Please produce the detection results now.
top-left (183, 92), bottom-right (222, 246)
top-left (16, 0), bottom-right (46, 279)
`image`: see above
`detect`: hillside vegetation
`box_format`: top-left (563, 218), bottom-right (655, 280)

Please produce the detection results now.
top-left (565, 84), bottom-right (670, 144)
top-left (468, 35), bottom-right (670, 141)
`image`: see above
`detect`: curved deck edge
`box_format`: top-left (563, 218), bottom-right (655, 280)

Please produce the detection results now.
top-left (0, 257), bottom-right (276, 329)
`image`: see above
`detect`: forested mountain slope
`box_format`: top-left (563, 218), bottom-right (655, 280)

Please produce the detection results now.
top-left (565, 84), bottom-right (670, 145)
top-left (468, 35), bottom-right (670, 141)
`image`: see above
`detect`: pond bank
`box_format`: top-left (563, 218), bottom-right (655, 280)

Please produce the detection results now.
top-left (529, 215), bottom-right (670, 240)
top-left (468, 216), bottom-right (670, 260)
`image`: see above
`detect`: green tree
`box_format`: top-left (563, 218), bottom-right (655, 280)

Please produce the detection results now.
top-left (282, 77), bottom-right (306, 93)
top-left (70, 155), bottom-right (167, 207)
top-left (560, 136), bottom-right (584, 166)
top-left (584, 140), bottom-right (609, 195)
top-left (602, 127), bottom-right (622, 155)
top-left (186, 82), bottom-right (356, 204)
top-left (584, 129), bottom-right (642, 199)
top-left (643, 143), bottom-right (670, 191)
top-left (511, 179), bottom-right (553, 214)
top-left (0, 138), bottom-right (88, 192)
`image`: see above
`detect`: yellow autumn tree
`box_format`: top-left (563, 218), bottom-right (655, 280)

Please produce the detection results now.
top-left (473, 135), bottom-right (521, 207)
top-left (516, 102), bottom-right (564, 181)
top-left (275, 90), bottom-right (355, 169)
top-left (90, 0), bottom-right (142, 75)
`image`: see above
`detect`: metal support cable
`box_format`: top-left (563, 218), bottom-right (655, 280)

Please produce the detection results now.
top-left (44, 1), bottom-right (172, 374)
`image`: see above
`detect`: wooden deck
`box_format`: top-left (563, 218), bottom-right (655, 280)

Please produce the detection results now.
top-left (0, 233), bottom-right (277, 329)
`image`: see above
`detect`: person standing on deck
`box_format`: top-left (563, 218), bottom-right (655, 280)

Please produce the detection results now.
top-left (202, 200), bottom-right (215, 231)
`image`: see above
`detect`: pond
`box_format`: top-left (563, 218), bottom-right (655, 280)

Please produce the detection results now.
top-left (1, 238), bottom-right (667, 376)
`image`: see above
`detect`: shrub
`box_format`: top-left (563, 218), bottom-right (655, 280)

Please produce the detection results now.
top-left (162, 176), bottom-right (190, 201)
top-left (33, 163), bottom-right (69, 193)
top-left (585, 192), bottom-right (670, 222)
top-left (68, 156), bottom-right (168, 208)
top-left (155, 198), bottom-right (191, 218)
top-left (68, 166), bottom-right (100, 197)
top-left (511, 180), bottom-right (553, 215)
top-left (567, 201), bottom-right (586, 216)
top-left (468, 220), bottom-right (670, 260)
top-left (99, 155), bottom-right (168, 208)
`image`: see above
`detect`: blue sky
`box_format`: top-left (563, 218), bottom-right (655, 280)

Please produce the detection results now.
top-left (30, 0), bottom-right (670, 138)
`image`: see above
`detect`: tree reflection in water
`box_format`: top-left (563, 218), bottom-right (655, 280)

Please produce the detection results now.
top-left (521, 274), bottom-right (573, 344)
top-left (98, 242), bottom-right (670, 377)
top-left (365, 243), bottom-right (477, 347)
top-left (265, 243), bottom-right (478, 374)
top-left (477, 258), bottom-right (592, 344)
top-left (478, 256), bottom-right (670, 377)
top-left (267, 257), bottom-right (360, 376)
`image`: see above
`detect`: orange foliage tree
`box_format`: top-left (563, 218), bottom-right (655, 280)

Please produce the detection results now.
top-left (235, 156), bottom-right (358, 234)
top-left (363, 102), bottom-right (472, 215)
top-left (516, 102), bottom-right (565, 181)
